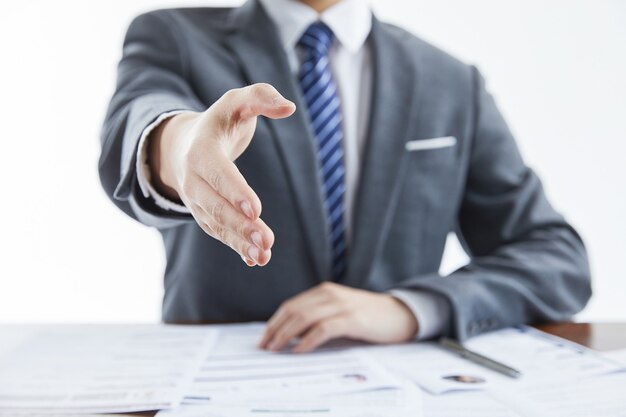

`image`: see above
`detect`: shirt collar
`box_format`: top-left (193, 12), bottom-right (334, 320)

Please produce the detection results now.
top-left (258, 0), bottom-right (372, 53)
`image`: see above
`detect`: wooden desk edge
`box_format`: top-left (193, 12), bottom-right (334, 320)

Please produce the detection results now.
top-left (535, 322), bottom-right (625, 351)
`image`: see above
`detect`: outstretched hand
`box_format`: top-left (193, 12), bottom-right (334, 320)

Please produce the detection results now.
top-left (149, 83), bottom-right (296, 266)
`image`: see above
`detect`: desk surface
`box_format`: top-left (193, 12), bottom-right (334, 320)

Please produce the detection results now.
top-left (124, 322), bottom-right (625, 417)
top-left (535, 322), bottom-right (626, 351)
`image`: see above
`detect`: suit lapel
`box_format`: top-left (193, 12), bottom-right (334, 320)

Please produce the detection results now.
top-left (343, 17), bottom-right (419, 287)
top-left (226, 0), bottom-right (331, 281)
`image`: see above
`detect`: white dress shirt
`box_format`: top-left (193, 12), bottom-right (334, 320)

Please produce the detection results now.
top-left (136, 0), bottom-right (450, 340)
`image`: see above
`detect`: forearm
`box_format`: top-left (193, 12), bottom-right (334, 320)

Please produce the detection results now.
top-left (419, 67), bottom-right (593, 340)
top-left (99, 11), bottom-right (205, 227)
top-left (99, 92), bottom-right (202, 224)
top-left (397, 224), bottom-right (591, 341)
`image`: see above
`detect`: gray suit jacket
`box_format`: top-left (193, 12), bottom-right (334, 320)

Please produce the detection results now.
top-left (99, 0), bottom-right (591, 340)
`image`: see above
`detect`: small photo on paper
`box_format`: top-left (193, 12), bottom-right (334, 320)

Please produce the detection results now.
top-left (442, 375), bottom-right (486, 384)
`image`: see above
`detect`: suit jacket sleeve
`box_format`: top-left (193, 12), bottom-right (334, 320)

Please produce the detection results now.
top-left (396, 67), bottom-right (592, 341)
top-left (99, 11), bottom-right (205, 228)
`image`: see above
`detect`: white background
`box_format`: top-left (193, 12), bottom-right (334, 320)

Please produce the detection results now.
top-left (0, 0), bottom-right (624, 323)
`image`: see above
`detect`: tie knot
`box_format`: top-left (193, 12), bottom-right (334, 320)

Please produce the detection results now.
top-left (298, 21), bottom-right (334, 56)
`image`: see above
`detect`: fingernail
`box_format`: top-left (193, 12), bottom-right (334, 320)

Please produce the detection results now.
top-left (251, 231), bottom-right (263, 249)
top-left (247, 245), bottom-right (260, 263)
top-left (241, 255), bottom-right (254, 266)
top-left (240, 201), bottom-right (254, 219)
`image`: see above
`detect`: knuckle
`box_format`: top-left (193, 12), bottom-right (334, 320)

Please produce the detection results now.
top-left (211, 223), bottom-right (226, 242)
top-left (291, 310), bottom-right (306, 322)
top-left (236, 220), bottom-right (251, 239)
top-left (206, 169), bottom-right (223, 192)
top-left (316, 322), bottom-right (330, 337)
top-left (250, 83), bottom-right (269, 97)
top-left (221, 88), bottom-right (239, 102)
top-left (209, 200), bottom-right (225, 224)
top-left (320, 282), bottom-right (337, 296)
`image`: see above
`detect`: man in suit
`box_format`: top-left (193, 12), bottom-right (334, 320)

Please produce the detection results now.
top-left (99, 0), bottom-right (591, 352)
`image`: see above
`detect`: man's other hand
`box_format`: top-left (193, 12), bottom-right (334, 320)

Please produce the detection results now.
top-left (259, 282), bottom-right (419, 353)
top-left (149, 83), bottom-right (296, 266)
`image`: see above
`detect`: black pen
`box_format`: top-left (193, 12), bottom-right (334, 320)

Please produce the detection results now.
top-left (439, 337), bottom-right (522, 379)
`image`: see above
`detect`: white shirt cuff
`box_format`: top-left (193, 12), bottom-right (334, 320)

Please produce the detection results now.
top-left (389, 289), bottom-right (450, 340)
top-left (136, 110), bottom-right (191, 214)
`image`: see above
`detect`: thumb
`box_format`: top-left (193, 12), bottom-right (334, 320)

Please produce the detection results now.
top-left (221, 83), bottom-right (296, 122)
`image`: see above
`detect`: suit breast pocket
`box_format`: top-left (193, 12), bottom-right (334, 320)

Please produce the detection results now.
top-left (387, 136), bottom-right (462, 275)
top-left (405, 136), bottom-right (458, 169)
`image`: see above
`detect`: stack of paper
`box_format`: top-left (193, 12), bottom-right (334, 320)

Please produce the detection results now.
top-left (0, 325), bottom-right (217, 414)
top-left (1, 323), bottom-right (625, 416)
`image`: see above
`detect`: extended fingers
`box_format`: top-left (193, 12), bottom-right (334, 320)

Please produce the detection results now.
top-left (185, 173), bottom-right (273, 265)
top-left (260, 283), bottom-right (346, 350)
top-left (202, 209), bottom-right (272, 266)
top-left (260, 287), bottom-right (330, 347)
top-left (263, 302), bottom-right (342, 352)
top-left (292, 316), bottom-right (349, 353)
top-left (191, 155), bottom-right (263, 221)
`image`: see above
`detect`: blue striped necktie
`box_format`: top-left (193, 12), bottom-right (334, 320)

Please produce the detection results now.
top-left (298, 22), bottom-right (347, 281)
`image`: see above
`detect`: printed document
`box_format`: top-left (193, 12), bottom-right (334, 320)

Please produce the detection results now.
top-left (158, 380), bottom-right (422, 417)
top-left (2, 323), bottom-right (625, 416)
top-left (180, 323), bottom-right (402, 404)
top-left (0, 325), bottom-right (217, 414)
top-left (367, 326), bottom-right (623, 394)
